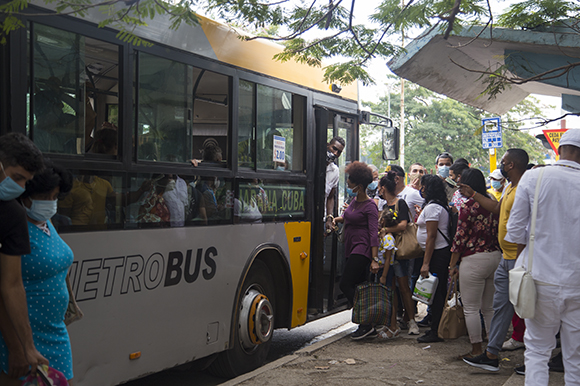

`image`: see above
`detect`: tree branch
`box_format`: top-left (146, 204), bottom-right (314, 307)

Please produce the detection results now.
top-left (447, 0), bottom-right (493, 49)
top-left (354, 0), bottom-right (417, 67)
top-left (440, 0), bottom-right (462, 40)
top-left (4, 0), bottom-right (120, 17)
top-left (245, 0), bottom-right (343, 42)
top-left (449, 56), bottom-right (580, 85)
top-left (257, 0), bottom-right (291, 6)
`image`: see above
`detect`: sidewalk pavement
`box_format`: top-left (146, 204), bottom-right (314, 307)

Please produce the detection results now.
top-left (222, 325), bottom-right (564, 386)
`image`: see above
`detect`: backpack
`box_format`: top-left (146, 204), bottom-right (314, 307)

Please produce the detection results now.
top-left (431, 201), bottom-right (458, 246)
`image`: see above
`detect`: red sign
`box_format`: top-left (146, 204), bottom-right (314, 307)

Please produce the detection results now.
top-left (542, 129), bottom-right (568, 155)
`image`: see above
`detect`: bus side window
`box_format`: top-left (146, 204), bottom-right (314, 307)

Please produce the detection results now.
top-left (28, 23), bottom-right (120, 157)
top-left (239, 83), bottom-right (304, 172)
top-left (137, 53), bottom-right (230, 166)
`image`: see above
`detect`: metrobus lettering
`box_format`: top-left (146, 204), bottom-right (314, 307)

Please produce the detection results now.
top-left (70, 247), bottom-right (218, 302)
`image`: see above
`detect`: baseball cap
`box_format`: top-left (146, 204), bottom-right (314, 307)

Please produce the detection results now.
top-left (559, 129), bottom-right (580, 149)
top-left (489, 169), bottom-right (504, 180)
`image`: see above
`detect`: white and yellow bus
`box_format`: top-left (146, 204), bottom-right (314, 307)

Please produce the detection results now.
top-left (0, 3), bottom-right (393, 384)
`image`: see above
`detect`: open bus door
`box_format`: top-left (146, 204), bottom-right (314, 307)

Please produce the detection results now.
top-left (309, 107), bottom-right (358, 317)
top-left (309, 109), bottom-right (398, 318)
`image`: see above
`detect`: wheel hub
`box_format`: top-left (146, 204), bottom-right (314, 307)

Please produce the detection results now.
top-left (239, 288), bottom-right (274, 351)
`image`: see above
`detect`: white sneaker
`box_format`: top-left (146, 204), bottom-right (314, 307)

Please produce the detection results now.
top-left (502, 337), bottom-right (525, 351)
top-left (408, 319), bottom-right (420, 335)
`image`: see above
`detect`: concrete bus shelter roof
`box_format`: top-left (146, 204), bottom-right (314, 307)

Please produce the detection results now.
top-left (387, 25), bottom-right (580, 115)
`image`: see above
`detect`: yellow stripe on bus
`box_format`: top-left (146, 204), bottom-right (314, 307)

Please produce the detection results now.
top-left (283, 221), bottom-right (311, 327)
top-left (199, 17), bottom-right (358, 101)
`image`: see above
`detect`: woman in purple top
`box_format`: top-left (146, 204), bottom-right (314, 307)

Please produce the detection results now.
top-left (333, 161), bottom-right (380, 340)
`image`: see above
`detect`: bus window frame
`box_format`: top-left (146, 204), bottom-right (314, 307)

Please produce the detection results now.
top-left (2, 11), bottom-right (359, 236)
top-left (21, 19), bottom-right (125, 162)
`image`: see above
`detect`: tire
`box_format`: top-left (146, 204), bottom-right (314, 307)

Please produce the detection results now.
top-left (208, 260), bottom-right (276, 378)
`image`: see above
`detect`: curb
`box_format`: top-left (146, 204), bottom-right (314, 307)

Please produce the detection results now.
top-left (220, 330), bottom-right (352, 386)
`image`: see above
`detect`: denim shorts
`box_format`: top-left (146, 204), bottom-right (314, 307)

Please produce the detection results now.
top-left (393, 259), bottom-right (410, 278)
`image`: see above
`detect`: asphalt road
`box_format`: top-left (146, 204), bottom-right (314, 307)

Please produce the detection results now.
top-left (119, 310), bottom-right (354, 386)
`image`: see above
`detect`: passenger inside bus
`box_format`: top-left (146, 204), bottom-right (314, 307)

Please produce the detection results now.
top-left (137, 174), bottom-right (171, 225)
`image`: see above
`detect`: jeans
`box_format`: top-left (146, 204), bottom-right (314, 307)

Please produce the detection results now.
top-left (486, 258), bottom-right (517, 355)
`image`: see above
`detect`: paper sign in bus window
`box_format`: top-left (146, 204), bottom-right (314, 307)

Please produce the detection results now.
top-left (273, 135), bottom-right (286, 162)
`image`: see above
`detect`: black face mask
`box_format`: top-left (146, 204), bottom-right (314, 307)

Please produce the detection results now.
top-left (499, 163), bottom-right (510, 179)
top-left (326, 150), bottom-right (337, 163)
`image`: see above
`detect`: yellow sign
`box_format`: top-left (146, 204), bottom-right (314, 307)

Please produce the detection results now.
top-left (489, 148), bottom-right (497, 172)
top-left (543, 129), bottom-right (568, 155)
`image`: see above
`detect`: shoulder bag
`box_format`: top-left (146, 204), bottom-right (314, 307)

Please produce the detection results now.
top-left (438, 274), bottom-right (467, 339)
top-left (509, 167), bottom-right (545, 319)
top-left (393, 200), bottom-right (423, 260)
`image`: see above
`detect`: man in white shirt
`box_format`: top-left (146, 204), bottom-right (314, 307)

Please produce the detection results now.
top-left (398, 163), bottom-right (425, 220)
top-left (324, 136), bottom-right (345, 233)
top-left (505, 129), bottom-right (580, 386)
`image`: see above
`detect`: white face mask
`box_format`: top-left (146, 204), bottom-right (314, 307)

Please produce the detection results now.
top-left (437, 165), bottom-right (450, 178)
top-left (25, 199), bottom-right (58, 222)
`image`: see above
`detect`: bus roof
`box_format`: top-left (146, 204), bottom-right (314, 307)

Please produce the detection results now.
top-left (29, 1), bottom-right (358, 102)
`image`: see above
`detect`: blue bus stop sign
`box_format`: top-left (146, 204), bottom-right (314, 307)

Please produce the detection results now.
top-left (482, 117), bottom-right (502, 149)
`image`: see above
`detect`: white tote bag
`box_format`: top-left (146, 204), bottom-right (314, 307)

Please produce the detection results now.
top-left (508, 168), bottom-right (545, 319)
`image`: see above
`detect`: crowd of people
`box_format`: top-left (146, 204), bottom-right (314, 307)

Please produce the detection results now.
top-left (326, 131), bottom-right (580, 386)
top-left (2, 130), bottom-right (580, 386)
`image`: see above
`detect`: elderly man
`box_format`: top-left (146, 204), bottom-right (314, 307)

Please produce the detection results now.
top-left (505, 130), bottom-right (580, 385)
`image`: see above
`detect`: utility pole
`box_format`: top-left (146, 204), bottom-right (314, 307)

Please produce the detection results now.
top-left (399, 0), bottom-right (406, 170)
top-left (386, 83), bottom-right (391, 118)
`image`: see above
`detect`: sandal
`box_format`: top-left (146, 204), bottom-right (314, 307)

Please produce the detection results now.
top-left (378, 327), bottom-right (400, 340)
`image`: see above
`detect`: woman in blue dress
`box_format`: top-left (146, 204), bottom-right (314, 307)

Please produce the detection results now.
top-left (0, 161), bottom-right (74, 384)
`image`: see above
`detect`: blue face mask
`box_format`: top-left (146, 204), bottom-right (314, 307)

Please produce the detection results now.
top-left (25, 199), bottom-right (58, 222)
top-left (346, 186), bottom-right (357, 197)
top-left (491, 180), bottom-right (503, 190)
top-left (367, 180), bottom-right (378, 191)
top-left (276, 166), bottom-right (285, 171)
top-left (438, 165), bottom-right (450, 178)
top-left (0, 162), bottom-right (26, 201)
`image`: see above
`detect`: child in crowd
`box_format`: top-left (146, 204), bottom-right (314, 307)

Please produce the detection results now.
top-left (377, 209), bottom-right (399, 339)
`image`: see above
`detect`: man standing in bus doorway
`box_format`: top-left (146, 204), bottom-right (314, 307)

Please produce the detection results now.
top-left (324, 136), bottom-right (345, 233)
top-left (0, 133), bottom-right (48, 382)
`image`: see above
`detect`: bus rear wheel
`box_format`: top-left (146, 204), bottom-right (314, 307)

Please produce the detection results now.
top-left (208, 260), bottom-right (275, 378)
